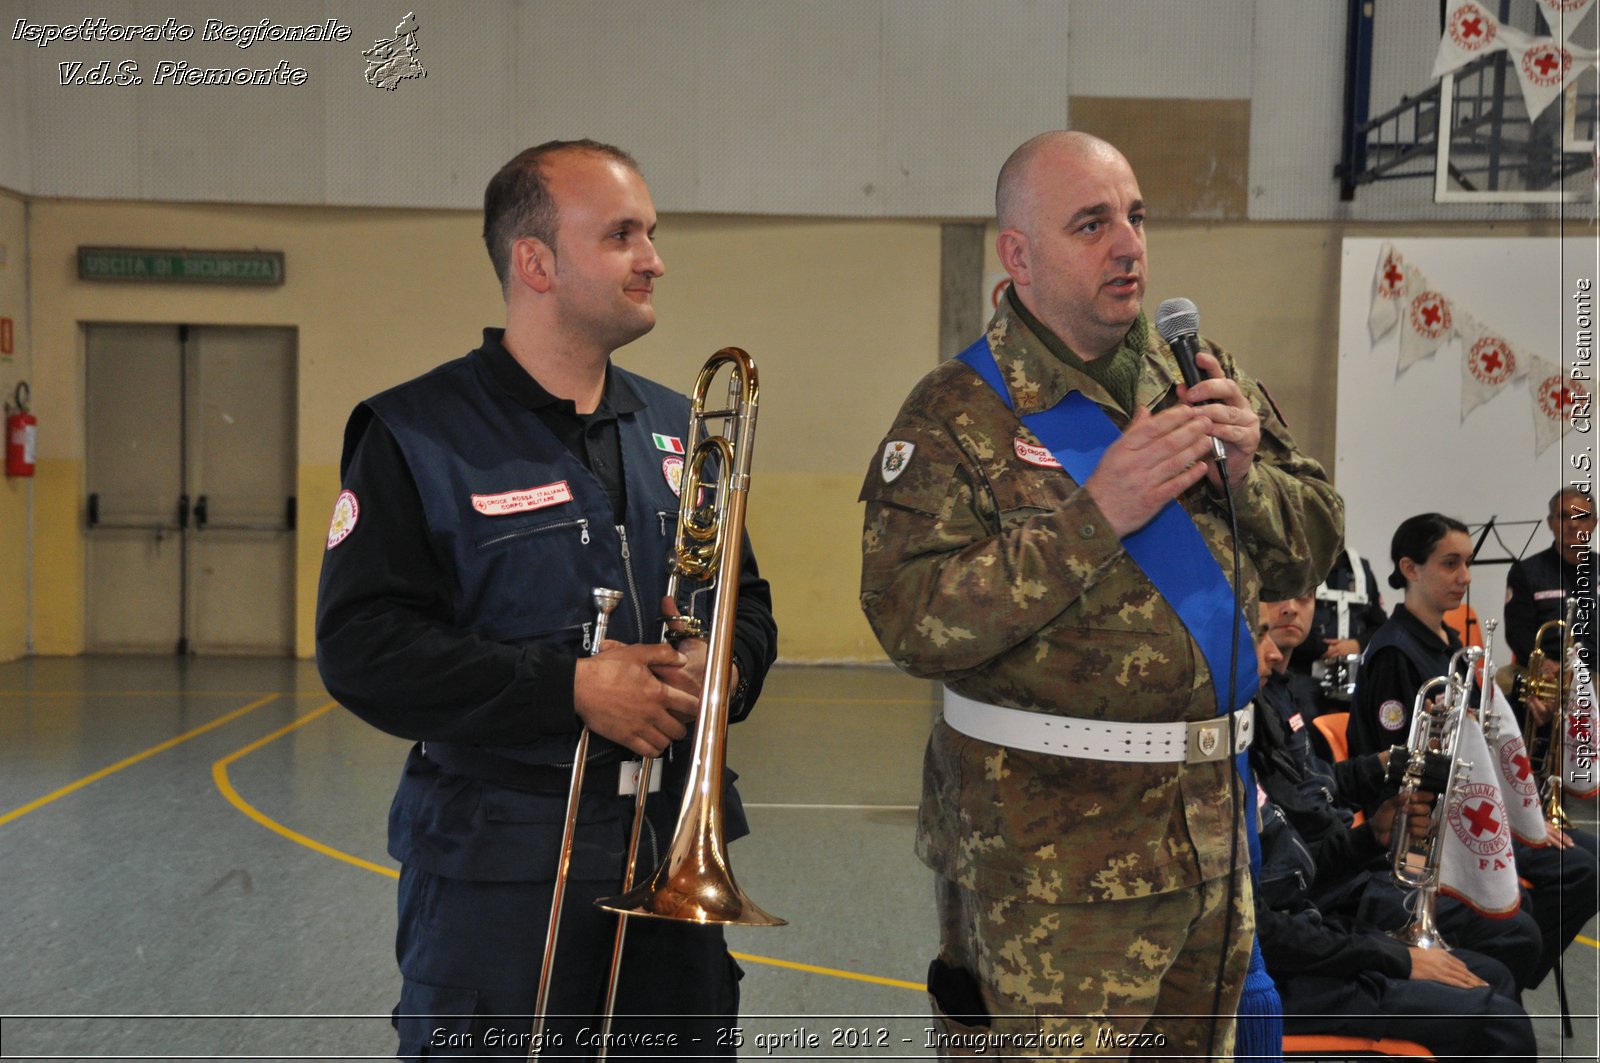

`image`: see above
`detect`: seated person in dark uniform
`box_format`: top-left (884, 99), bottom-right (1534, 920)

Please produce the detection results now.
top-left (1251, 629), bottom-right (1535, 1063)
top-left (1350, 512), bottom-right (1599, 992)
top-left (1255, 613), bottom-right (1542, 991)
top-left (1504, 487), bottom-right (1597, 735)
top-left (1288, 545), bottom-right (1388, 714)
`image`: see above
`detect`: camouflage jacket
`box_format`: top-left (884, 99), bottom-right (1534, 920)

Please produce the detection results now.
top-left (859, 298), bottom-right (1344, 903)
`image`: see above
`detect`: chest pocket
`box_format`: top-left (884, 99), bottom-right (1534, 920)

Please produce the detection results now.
top-left (986, 446), bottom-right (1173, 636)
top-left (467, 514), bottom-right (597, 646)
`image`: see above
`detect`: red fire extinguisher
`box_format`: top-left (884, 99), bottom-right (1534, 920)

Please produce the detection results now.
top-left (7, 382), bottom-right (36, 478)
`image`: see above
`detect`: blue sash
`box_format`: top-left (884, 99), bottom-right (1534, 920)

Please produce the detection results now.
top-left (956, 336), bottom-right (1258, 715)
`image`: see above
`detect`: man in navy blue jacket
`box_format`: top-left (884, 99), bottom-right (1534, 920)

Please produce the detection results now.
top-left (317, 141), bottom-right (777, 1061)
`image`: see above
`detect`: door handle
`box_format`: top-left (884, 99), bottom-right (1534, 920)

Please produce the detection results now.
top-left (87, 492), bottom-right (100, 528)
top-left (194, 495), bottom-right (209, 530)
top-left (177, 494), bottom-right (190, 529)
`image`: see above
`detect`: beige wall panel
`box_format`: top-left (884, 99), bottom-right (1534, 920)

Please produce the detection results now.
top-left (1068, 97), bottom-right (1251, 221)
top-left (28, 201), bottom-right (939, 661)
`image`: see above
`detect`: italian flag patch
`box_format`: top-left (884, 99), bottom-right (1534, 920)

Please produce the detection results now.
top-left (652, 433), bottom-right (685, 454)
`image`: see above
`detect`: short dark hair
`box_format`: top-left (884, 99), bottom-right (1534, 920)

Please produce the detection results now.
top-left (1549, 486), bottom-right (1595, 517)
top-left (1388, 512), bottom-right (1470, 590)
top-left (482, 139), bottom-right (641, 290)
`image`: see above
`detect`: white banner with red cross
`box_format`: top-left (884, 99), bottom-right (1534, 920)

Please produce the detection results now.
top-left (1526, 351), bottom-right (1590, 456)
top-left (1439, 713), bottom-right (1523, 917)
top-left (1456, 310), bottom-right (1526, 419)
top-left (1368, 242), bottom-right (1418, 343)
top-left (1399, 286), bottom-right (1457, 373)
top-left (1537, 0), bottom-right (1597, 41)
top-left (1434, 0), bottom-right (1599, 119)
top-left (1481, 681), bottom-right (1550, 844)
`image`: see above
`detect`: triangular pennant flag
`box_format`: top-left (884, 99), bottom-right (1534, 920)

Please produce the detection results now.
top-left (1508, 35), bottom-right (1599, 120)
top-left (1369, 242), bottom-right (1414, 342)
top-left (1439, 714), bottom-right (1523, 916)
top-left (1434, 0), bottom-right (1513, 78)
top-left (1456, 311), bottom-right (1523, 419)
top-left (1537, 0), bottom-right (1597, 41)
top-left (1527, 351), bottom-right (1589, 455)
top-left (1481, 681), bottom-right (1549, 843)
top-left (1562, 655), bottom-right (1599, 798)
top-left (1398, 285), bottom-right (1455, 373)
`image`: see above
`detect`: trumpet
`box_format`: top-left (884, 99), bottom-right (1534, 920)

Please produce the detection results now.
top-left (1388, 645), bottom-right (1481, 950)
top-left (1525, 599), bottom-right (1579, 827)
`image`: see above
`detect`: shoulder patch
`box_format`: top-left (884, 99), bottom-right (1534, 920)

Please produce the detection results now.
top-left (1379, 699), bottom-right (1407, 732)
top-left (327, 489), bottom-right (359, 549)
top-left (881, 440), bottom-right (915, 483)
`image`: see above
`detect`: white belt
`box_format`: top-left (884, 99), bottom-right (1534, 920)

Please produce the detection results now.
top-left (942, 689), bottom-right (1253, 764)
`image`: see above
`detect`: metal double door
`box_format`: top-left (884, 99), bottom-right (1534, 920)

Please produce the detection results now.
top-left (85, 324), bottom-right (297, 655)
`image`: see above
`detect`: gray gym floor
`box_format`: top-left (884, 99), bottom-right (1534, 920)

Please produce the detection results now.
top-left (0, 658), bottom-right (1594, 1060)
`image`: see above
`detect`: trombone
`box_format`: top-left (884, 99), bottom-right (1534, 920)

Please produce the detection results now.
top-left (530, 348), bottom-right (782, 1060)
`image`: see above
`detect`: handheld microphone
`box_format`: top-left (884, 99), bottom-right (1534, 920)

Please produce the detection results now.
top-left (1155, 297), bottom-right (1226, 462)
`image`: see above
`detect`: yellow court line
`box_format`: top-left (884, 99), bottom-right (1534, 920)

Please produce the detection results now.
top-left (211, 700), bottom-right (400, 880)
top-left (0, 693), bottom-right (282, 828)
top-left (214, 710), bottom-right (923, 992)
top-left (729, 951), bottom-right (923, 992)
top-left (1578, 933), bottom-right (1599, 950)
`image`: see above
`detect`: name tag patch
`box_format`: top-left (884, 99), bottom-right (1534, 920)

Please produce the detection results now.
top-left (1014, 438), bottom-right (1063, 469)
top-left (471, 481), bottom-right (574, 516)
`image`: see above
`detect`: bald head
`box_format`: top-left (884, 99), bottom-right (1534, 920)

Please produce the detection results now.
top-left (996, 131), bottom-right (1129, 231)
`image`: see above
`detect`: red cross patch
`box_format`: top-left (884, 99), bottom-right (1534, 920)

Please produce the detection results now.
top-left (1409, 291), bottom-right (1452, 340)
top-left (1449, 782), bottom-right (1509, 856)
top-left (1538, 375), bottom-right (1587, 422)
top-left (1449, 3), bottom-right (1496, 50)
top-left (1469, 336), bottom-right (1515, 385)
top-left (1378, 254), bottom-right (1406, 299)
top-left (1522, 44), bottom-right (1571, 87)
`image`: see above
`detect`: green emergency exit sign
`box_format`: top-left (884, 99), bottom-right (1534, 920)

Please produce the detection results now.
top-left (78, 247), bottom-right (285, 285)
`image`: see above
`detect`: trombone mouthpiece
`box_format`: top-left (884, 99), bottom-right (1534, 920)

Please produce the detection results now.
top-left (592, 588), bottom-right (624, 615)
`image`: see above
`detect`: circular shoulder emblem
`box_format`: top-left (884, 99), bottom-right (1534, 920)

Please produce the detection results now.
top-left (1378, 699), bottom-right (1407, 732)
top-left (326, 489), bottom-right (359, 550)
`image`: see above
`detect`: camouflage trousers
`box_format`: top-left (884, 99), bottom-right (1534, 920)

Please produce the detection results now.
top-left (929, 870), bottom-right (1253, 1060)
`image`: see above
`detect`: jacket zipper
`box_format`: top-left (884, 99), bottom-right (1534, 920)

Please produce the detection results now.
top-left (479, 517), bottom-right (590, 551)
top-left (616, 524), bottom-right (646, 642)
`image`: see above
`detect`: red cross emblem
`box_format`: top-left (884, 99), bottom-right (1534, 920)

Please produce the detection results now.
top-left (1463, 799), bottom-right (1501, 837)
top-left (1378, 256), bottom-right (1405, 299)
top-left (1523, 44), bottom-right (1570, 87)
top-left (1409, 291), bottom-right (1452, 340)
top-left (1513, 753), bottom-right (1531, 780)
top-left (1539, 375), bottom-right (1588, 422)
top-left (1450, 782), bottom-right (1509, 855)
top-left (1469, 336), bottom-right (1514, 385)
top-left (1449, 4), bottom-right (1496, 50)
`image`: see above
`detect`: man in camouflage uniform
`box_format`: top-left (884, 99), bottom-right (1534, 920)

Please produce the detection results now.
top-left (858, 131), bottom-right (1343, 1057)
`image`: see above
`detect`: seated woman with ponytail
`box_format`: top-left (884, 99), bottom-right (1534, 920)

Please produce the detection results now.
top-left (1349, 512), bottom-right (1598, 993)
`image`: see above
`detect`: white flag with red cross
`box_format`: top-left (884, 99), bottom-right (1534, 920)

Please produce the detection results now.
top-left (1368, 242), bottom-right (1416, 343)
top-left (1480, 681), bottom-right (1549, 844)
top-left (1507, 34), bottom-right (1599, 120)
top-left (1398, 285), bottom-right (1456, 374)
top-left (1563, 655), bottom-right (1600, 798)
top-left (1527, 352), bottom-right (1590, 456)
top-left (1433, 0), bottom-right (1516, 78)
top-left (1537, 0), bottom-right (1598, 41)
top-left (1438, 714), bottom-right (1523, 917)
top-left (1456, 311), bottom-right (1524, 419)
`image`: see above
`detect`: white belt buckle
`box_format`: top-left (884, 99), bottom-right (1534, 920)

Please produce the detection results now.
top-left (617, 759), bottom-right (664, 797)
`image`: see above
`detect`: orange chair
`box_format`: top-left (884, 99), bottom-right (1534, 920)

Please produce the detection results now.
top-left (1313, 711), bottom-right (1351, 764)
top-left (1281, 1034), bottom-right (1436, 1059)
